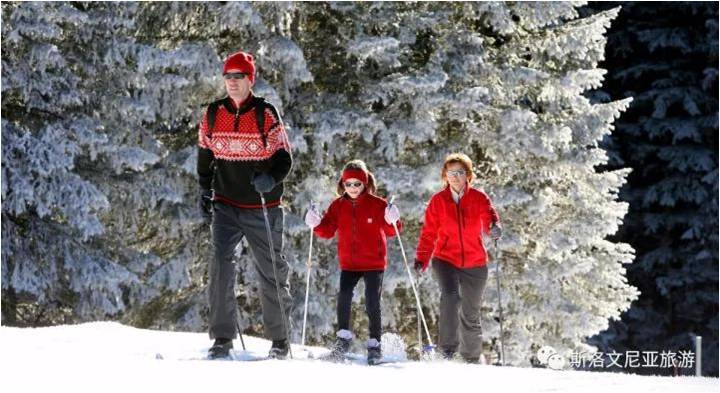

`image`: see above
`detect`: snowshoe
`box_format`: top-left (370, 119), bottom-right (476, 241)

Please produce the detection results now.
top-left (208, 338), bottom-right (233, 359)
top-left (328, 329), bottom-right (353, 361)
top-left (268, 339), bottom-right (289, 359)
top-left (442, 349), bottom-right (456, 360)
top-left (366, 339), bottom-right (382, 366)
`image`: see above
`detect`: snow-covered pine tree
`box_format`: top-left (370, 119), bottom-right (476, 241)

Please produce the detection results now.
top-left (2, 2), bottom-right (137, 324)
top-left (1, 2), bottom-right (218, 326)
top-left (2, 3), bottom-right (638, 368)
top-left (583, 2), bottom-right (718, 376)
top-left (290, 2), bottom-right (637, 364)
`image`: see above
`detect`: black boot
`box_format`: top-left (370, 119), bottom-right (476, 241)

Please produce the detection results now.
top-left (442, 349), bottom-right (456, 360)
top-left (330, 329), bottom-right (353, 360)
top-left (366, 339), bottom-right (382, 366)
top-left (208, 338), bottom-right (233, 359)
top-left (269, 339), bottom-right (289, 359)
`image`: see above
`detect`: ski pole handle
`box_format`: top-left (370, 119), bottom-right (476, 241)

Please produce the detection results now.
top-left (306, 200), bottom-right (317, 268)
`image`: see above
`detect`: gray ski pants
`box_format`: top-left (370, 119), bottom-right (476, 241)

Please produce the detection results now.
top-left (432, 258), bottom-right (488, 360)
top-left (208, 201), bottom-right (292, 341)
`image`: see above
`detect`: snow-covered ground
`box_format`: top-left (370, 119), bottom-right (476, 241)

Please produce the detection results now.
top-left (0, 322), bottom-right (716, 393)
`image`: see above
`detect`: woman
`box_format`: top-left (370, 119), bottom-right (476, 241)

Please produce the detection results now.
top-left (414, 153), bottom-right (502, 363)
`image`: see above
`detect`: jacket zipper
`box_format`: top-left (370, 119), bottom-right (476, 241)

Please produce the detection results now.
top-left (351, 199), bottom-right (357, 266)
top-left (233, 106), bottom-right (241, 132)
top-left (456, 202), bottom-right (466, 267)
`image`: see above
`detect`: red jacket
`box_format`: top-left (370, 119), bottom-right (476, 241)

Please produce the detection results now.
top-left (314, 191), bottom-right (402, 271)
top-left (415, 185), bottom-right (499, 269)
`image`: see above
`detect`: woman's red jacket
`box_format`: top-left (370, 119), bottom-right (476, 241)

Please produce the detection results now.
top-left (415, 186), bottom-right (500, 270)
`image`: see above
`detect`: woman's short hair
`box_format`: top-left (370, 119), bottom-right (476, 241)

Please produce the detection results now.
top-left (441, 153), bottom-right (475, 186)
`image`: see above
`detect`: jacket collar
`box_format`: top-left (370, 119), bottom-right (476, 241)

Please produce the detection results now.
top-left (442, 183), bottom-right (471, 204)
top-left (450, 186), bottom-right (465, 203)
top-left (342, 189), bottom-right (370, 203)
top-left (222, 93), bottom-right (255, 114)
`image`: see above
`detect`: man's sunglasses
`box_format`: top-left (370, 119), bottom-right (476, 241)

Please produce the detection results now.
top-left (224, 72), bottom-right (248, 80)
top-left (344, 181), bottom-right (363, 188)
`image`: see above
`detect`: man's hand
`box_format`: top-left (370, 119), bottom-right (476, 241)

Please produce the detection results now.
top-left (252, 172), bottom-right (276, 194)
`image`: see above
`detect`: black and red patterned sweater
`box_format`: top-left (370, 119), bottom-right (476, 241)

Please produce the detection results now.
top-left (197, 94), bottom-right (292, 209)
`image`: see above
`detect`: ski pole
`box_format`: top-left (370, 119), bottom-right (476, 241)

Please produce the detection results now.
top-left (235, 319), bottom-right (247, 351)
top-left (234, 263), bottom-right (247, 351)
top-left (301, 202), bottom-right (317, 347)
top-left (417, 308), bottom-right (422, 354)
top-left (388, 196), bottom-right (435, 354)
top-left (259, 193), bottom-right (293, 359)
top-left (494, 238), bottom-right (505, 366)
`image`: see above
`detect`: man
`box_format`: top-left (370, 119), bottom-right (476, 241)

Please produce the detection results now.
top-left (197, 51), bottom-right (293, 359)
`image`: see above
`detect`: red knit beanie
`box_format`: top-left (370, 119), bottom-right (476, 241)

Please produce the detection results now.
top-left (341, 168), bottom-right (368, 185)
top-left (223, 51), bottom-right (255, 84)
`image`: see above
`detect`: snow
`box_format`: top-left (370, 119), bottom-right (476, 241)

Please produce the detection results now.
top-left (0, 322), bottom-right (716, 393)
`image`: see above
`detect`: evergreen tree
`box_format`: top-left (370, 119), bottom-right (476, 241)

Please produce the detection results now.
top-left (2, 2), bottom-right (638, 368)
top-left (583, 2), bottom-right (718, 376)
top-left (289, 2), bottom-right (636, 364)
top-left (1, 2), bottom-right (218, 327)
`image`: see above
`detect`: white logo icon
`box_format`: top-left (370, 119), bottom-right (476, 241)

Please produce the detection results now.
top-left (537, 346), bottom-right (565, 370)
top-left (547, 353), bottom-right (565, 370)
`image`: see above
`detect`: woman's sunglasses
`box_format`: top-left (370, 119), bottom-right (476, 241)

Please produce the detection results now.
top-left (447, 169), bottom-right (466, 177)
top-left (344, 181), bottom-right (363, 188)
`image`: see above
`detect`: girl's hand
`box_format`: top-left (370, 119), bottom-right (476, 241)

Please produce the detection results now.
top-left (384, 204), bottom-right (400, 225)
top-left (305, 208), bottom-right (322, 228)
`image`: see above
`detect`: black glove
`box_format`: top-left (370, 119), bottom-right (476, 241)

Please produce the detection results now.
top-left (414, 259), bottom-right (426, 274)
top-left (252, 172), bottom-right (276, 194)
top-left (490, 222), bottom-right (503, 240)
top-left (199, 189), bottom-right (213, 220)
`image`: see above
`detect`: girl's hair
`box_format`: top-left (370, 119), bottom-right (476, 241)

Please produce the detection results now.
top-left (336, 159), bottom-right (377, 196)
top-left (441, 152), bottom-right (476, 187)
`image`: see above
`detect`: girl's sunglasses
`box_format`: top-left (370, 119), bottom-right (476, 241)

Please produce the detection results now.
top-left (344, 181), bottom-right (363, 188)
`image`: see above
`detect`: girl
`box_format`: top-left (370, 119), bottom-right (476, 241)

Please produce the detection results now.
top-left (414, 153), bottom-right (502, 364)
top-left (304, 159), bottom-right (402, 365)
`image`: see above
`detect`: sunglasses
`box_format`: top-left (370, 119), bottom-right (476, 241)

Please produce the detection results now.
top-left (224, 72), bottom-right (248, 80)
top-left (447, 169), bottom-right (466, 177)
top-left (344, 181), bottom-right (364, 188)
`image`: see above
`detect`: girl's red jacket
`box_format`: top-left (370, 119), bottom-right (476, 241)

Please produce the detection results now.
top-left (314, 191), bottom-right (402, 271)
top-left (415, 186), bottom-right (500, 270)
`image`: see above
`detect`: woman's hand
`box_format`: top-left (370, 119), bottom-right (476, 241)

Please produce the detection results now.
top-left (490, 222), bottom-right (503, 240)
